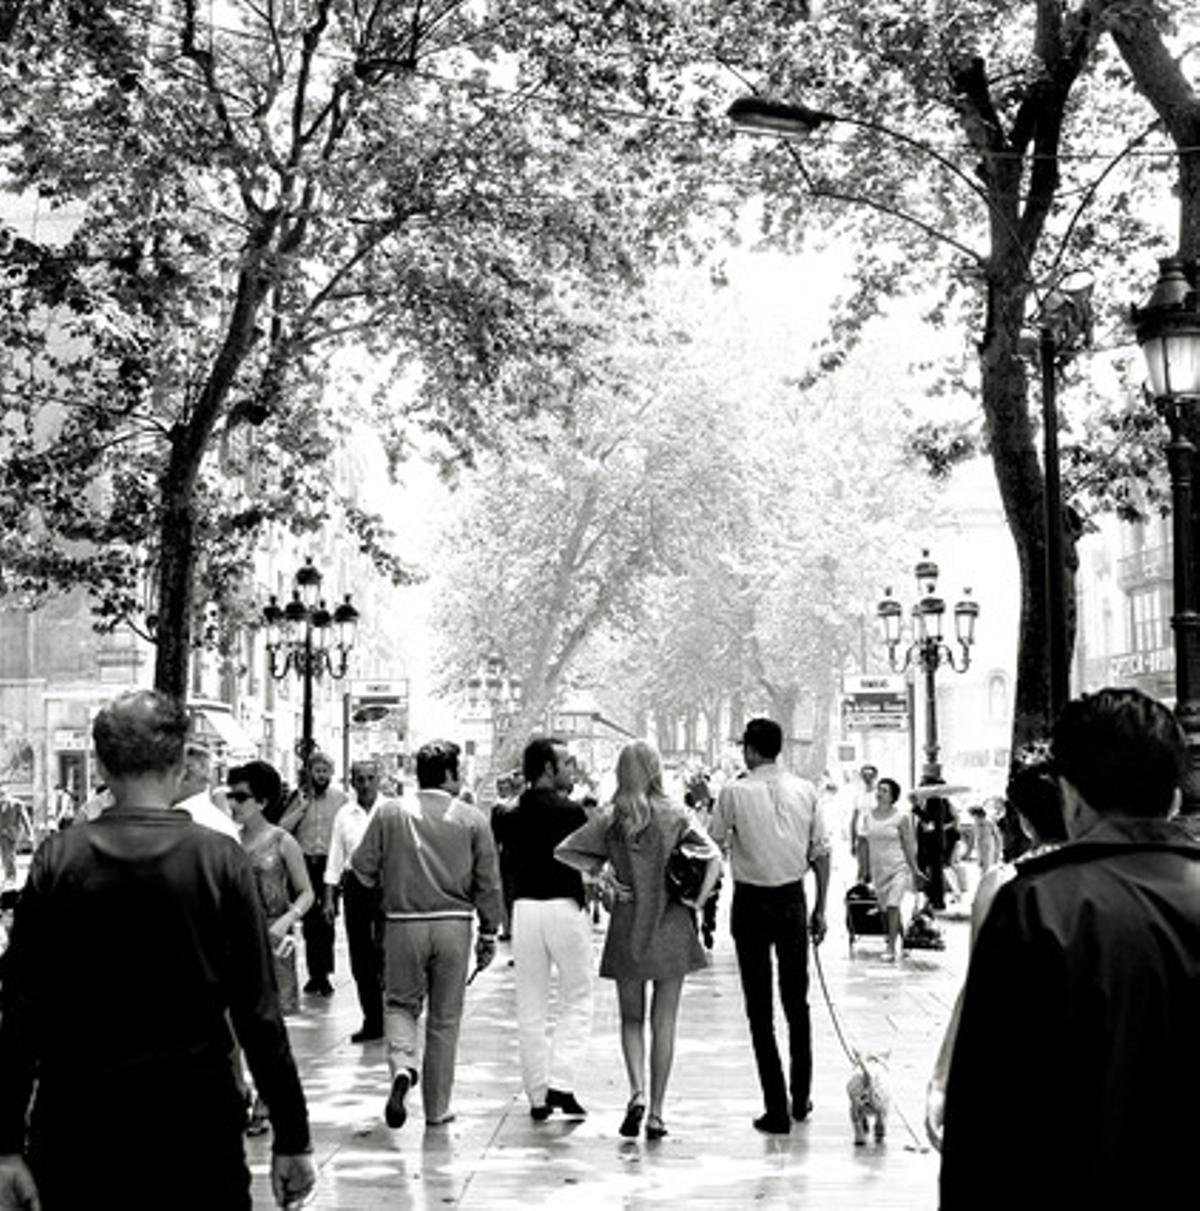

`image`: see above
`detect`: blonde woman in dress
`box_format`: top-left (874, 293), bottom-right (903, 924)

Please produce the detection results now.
top-left (556, 741), bottom-right (720, 1141)
top-left (861, 777), bottom-right (923, 960)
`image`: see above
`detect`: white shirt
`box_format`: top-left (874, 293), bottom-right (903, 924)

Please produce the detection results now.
top-left (175, 790), bottom-right (241, 841)
top-left (325, 799), bottom-right (379, 885)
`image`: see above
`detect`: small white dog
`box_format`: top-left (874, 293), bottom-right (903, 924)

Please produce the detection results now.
top-left (847, 1050), bottom-right (891, 1145)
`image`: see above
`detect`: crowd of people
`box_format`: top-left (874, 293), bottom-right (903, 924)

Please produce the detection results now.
top-left (0, 686), bottom-right (1195, 1210)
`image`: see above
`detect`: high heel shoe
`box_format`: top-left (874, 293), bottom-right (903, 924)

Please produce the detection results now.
top-left (645, 1113), bottom-right (668, 1141)
top-left (619, 1095), bottom-right (646, 1138)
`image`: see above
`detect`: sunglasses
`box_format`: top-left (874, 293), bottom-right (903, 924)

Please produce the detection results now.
top-left (226, 790), bottom-right (256, 804)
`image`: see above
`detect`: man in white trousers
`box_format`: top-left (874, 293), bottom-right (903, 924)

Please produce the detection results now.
top-left (506, 737), bottom-right (594, 1120)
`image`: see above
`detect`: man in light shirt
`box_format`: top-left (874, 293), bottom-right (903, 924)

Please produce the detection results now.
top-left (175, 742), bottom-right (241, 841)
top-left (710, 717), bottom-right (831, 1137)
top-left (325, 759), bottom-right (387, 1042)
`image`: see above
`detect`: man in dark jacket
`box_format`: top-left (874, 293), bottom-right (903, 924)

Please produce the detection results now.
top-left (507, 737), bottom-right (592, 1120)
top-left (0, 689), bottom-right (314, 1211)
top-left (940, 687), bottom-right (1200, 1211)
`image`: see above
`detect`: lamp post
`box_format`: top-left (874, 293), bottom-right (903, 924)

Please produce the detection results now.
top-left (878, 552), bottom-right (979, 909)
top-left (878, 552), bottom-right (979, 781)
top-left (1132, 256), bottom-right (1200, 815)
top-left (262, 557), bottom-right (359, 777)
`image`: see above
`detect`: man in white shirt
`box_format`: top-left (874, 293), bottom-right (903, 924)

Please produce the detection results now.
top-left (173, 742), bottom-right (241, 841)
top-left (710, 718), bottom-right (831, 1136)
top-left (325, 759), bottom-right (386, 1041)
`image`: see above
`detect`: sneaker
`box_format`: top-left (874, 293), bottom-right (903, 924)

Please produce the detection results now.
top-left (385, 1070), bottom-right (412, 1128)
top-left (545, 1088), bottom-right (587, 1118)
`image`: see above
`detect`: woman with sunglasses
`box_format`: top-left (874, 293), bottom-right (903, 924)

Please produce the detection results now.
top-left (226, 761), bottom-right (314, 1013)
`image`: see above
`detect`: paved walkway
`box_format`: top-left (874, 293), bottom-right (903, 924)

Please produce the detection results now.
top-left (249, 869), bottom-right (970, 1210)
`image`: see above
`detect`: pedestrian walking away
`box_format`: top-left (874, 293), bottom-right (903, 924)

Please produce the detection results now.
top-left (939, 688), bottom-right (1200, 1210)
top-left (326, 759), bottom-right (388, 1042)
top-left (279, 750), bottom-right (348, 996)
top-left (556, 740), bottom-right (720, 1143)
top-left (0, 689), bottom-right (315, 1211)
top-left (710, 717), bottom-right (832, 1135)
top-left (350, 739), bottom-right (503, 1129)
top-left (506, 737), bottom-right (594, 1121)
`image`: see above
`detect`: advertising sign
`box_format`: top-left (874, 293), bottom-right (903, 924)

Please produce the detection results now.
top-left (841, 674), bottom-right (909, 732)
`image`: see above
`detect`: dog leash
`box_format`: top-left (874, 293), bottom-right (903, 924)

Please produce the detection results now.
top-left (811, 938), bottom-right (869, 1077)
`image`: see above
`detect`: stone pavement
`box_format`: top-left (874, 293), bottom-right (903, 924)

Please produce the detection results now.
top-left (248, 868), bottom-right (970, 1210)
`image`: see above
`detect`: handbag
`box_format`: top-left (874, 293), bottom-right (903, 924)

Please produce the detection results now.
top-left (665, 844), bottom-right (707, 904)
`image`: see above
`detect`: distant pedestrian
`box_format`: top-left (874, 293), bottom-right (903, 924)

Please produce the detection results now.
top-left (325, 759), bottom-right (387, 1042)
top-left (280, 751), bottom-right (348, 996)
top-left (556, 740), bottom-right (720, 1142)
top-left (0, 689), bottom-right (315, 1210)
top-left (507, 737), bottom-right (593, 1121)
top-left (175, 741), bottom-right (241, 840)
top-left (939, 688), bottom-right (1200, 1210)
top-left (350, 740), bottom-right (503, 1129)
top-left (849, 764), bottom-right (878, 883)
top-left (710, 717), bottom-right (831, 1135)
top-left (0, 796), bottom-right (31, 889)
top-left (861, 777), bottom-right (923, 960)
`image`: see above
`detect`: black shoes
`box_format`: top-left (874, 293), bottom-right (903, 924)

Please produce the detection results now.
top-left (645, 1113), bottom-right (668, 1141)
top-left (351, 1023), bottom-right (384, 1043)
top-left (619, 1096), bottom-right (646, 1138)
top-left (754, 1113), bottom-right (792, 1135)
top-left (529, 1104), bottom-right (553, 1122)
top-left (546, 1088), bottom-right (587, 1118)
top-left (385, 1070), bottom-right (413, 1128)
top-left (304, 977), bottom-right (334, 996)
top-left (792, 1100), bottom-right (813, 1122)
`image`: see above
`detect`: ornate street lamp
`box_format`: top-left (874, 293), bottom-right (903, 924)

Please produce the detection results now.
top-left (878, 551), bottom-right (979, 784)
top-left (1133, 256), bottom-right (1200, 814)
top-left (262, 558), bottom-right (359, 773)
top-left (878, 552), bottom-right (978, 909)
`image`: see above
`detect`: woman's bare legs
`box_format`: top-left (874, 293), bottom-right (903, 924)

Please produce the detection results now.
top-left (616, 978), bottom-right (647, 1105)
top-left (885, 906), bottom-right (903, 957)
top-left (647, 977), bottom-right (684, 1120)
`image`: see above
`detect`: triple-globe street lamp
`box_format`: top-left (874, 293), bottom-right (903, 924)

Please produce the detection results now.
top-left (262, 558), bottom-right (359, 775)
top-left (1132, 256), bottom-right (1200, 814)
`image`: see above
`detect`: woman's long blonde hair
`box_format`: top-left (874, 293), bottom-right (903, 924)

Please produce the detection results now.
top-left (611, 740), bottom-right (668, 840)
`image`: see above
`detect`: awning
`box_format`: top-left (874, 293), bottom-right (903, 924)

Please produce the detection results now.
top-left (189, 705), bottom-right (258, 758)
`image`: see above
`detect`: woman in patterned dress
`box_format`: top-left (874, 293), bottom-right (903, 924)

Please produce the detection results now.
top-left (556, 741), bottom-right (720, 1141)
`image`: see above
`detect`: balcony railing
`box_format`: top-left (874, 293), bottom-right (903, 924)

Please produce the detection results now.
top-left (1117, 545), bottom-right (1172, 590)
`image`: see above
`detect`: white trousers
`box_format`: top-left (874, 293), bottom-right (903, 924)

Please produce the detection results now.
top-left (512, 898), bottom-right (594, 1105)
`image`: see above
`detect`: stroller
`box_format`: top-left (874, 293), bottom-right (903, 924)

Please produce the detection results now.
top-left (844, 882), bottom-right (888, 952)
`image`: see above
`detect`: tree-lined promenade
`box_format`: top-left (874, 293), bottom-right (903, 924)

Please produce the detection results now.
top-left (2, 2), bottom-right (1199, 779)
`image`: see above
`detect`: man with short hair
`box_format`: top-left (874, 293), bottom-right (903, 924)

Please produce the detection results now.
top-left (506, 737), bottom-right (592, 1120)
top-left (351, 740), bottom-right (503, 1129)
top-left (325, 759), bottom-right (387, 1042)
top-left (710, 717), bottom-right (831, 1136)
top-left (279, 750), bottom-right (348, 995)
top-left (940, 688), bottom-right (1200, 1210)
top-left (175, 741), bottom-right (241, 840)
top-left (0, 689), bottom-right (315, 1210)
top-left (850, 764), bottom-right (878, 884)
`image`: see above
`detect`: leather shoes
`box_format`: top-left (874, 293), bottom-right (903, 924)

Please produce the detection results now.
top-left (530, 1104), bottom-right (552, 1122)
top-left (754, 1113), bottom-right (792, 1135)
top-left (546, 1088), bottom-right (587, 1118)
top-left (351, 1025), bottom-right (384, 1043)
top-left (792, 1100), bottom-right (813, 1122)
top-left (385, 1070), bottom-right (413, 1128)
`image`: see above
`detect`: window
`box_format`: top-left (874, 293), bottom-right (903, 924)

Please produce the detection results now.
top-left (1130, 588), bottom-right (1169, 653)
